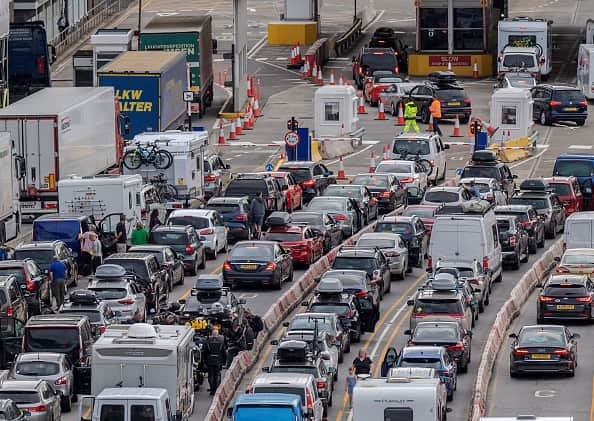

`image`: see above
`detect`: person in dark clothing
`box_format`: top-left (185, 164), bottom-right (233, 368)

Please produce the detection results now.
top-left (248, 192), bottom-right (267, 239)
top-left (115, 214), bottom-right (127, 253)
top-left (149, 209), bottom-right (162, 232)
top-left (49, 256), bottom-right (67, 309)
top-left (225, 323), bottom-right (247, 368)
top-left (204, 328), bottom-right (226, 395)
top-left (352, 348), bottom-right (373, 375)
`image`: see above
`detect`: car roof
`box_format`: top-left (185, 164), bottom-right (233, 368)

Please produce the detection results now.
top-left (494, 205), bottom-right (532, 212)
top-left (401, 346), bottom-right (444, 357)
top-left (427, 186), bottom-right (461, 193)
top-left (379, 216), bottom-right (414, 223)
top-left (207, 196), bottom-right (248, 204)
top-left (556, 153), bottom-right (594, 160)
top-left (538, 84), bottom-right (580, 91)
top-left (234, 393), bottom-right (302, 407)
top-left (16, 352), bottom-right (65, 362)
top-left (547, 274), bottom-right (588, 284)
top-left (105, 253), bottom-right (154, 261)
top-left (292, 312), bottom-right (337, 320)
top-left (169, 209), bottom-right (213, 217)
top-left (415, 321), bottom-right (461, 329)
top-left (459, 177), bottom-right (496, 184)
top-left (15, 241), bottom-right (59, 250)
top-left (129, 245), bottom-right (169, 252)
top-left (394, 132), bottom-right (436, 140)
top-left (26, 314), bottom-right (88, 326)
top-left (252, 372), bottom-right (315, 386)
top-left (336, 248), bottom-right (377, 257)
top-left (358, 232), bottom-right (401, 241)
top-left (279, 161), bottom-right (317, 168)
top-left (0, 379), bottom-right (43, 390)
top-left (150, 225), bottom-right (192, 233)
top-left (417, 289), bottom-right (460, 300)
top-left (562, 248), bottom-right (594, 256)
top-left (268, 226), bottom-right (304, 234)
top-left (234, 241), bottom-right (277, 248)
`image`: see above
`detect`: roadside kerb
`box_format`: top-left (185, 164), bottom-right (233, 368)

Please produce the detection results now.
top-left (469, 238), bottom-right (564, 421)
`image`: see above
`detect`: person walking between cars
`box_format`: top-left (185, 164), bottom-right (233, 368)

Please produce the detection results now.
top-left (78, 229), bottom-right (95, 276)
top-left (204, 328), bottom-right (226, 395)
top-left (249, 192), bottom-right (267, 239)
top-left (429, 95), bottom-right (443, 136)
top-left (352, 348), bottom-right (373, 375)
top-left (49, 256), bottom-right (67, 309)
top-left (131, 221), bottom-right (149, 246)
top-left (115, 214), bottom-right (127, 253)
top-left (346, 366), bottom-right (357, 408)
top-left (403, 97), bottom-right (420, 134)
top-left (149, 209), bottom-right (162, 231)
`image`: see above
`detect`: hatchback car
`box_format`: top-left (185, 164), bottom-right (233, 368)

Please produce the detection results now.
top-left (407, 288), bottom-right (473, 332)
top-left (148, 225), bottom-right (206, 275)
top-left (531, 84), bottom-right (588, 126)
top-left (496, 215), bottom-right (530, 269)
top-left (433, 259), bottom-right (492, 313)
top-left (390, 132), bottom-right (449, 183)
top-left (0, 276), bottom-right (28, 322)
top-left (509, 325), bottom-right (579, 377)
top-left (306, 291), bottom-right (365, 341)
top-left (460, 151), bottom-right (516, 199)
top-left (0, 260), bottom-right (49, 317)
top-left (284, 312), bottom-right (351, 359)
top-left (307, 197), bottom-right (362, 237)
top-left (537, 274), bottom-right (594, 323)
top-left (494, 205), bottom-right (546, 253)
top-left (14, 241), bottom-right (78, 287)
top-left (422, 186), bottom-right (474, 206)
top-left (88, 269), bottom-right (147, 323)
top-left (257, 171), bottom-right (303, 212)
top-left (511, 180), bottom-right (566, 238)
top-left (205, 196), bottom-right (251, 241)
top-left (379, 82), bottom-right (417, 116)
top-left (261, 224), bottom-right (324, 266)
top-left (290, 211), bottom-right (343, 253)
top-left (555, 248), bottom-right (594, 275)
top-left (0, 380), bottom-right (61, 421)
top-left (374, 160), bottom-right (429, 203)
top-left (543, 176), bottom-right (583, 215)
top-left (129, 245), bottom-right (184, 290)
top-left (495, 71), bottom-right (537, 90)
top-left (356, 233), bottom-right (408, 280)
top-left (58, 289), bottom-right (115, 337)
top-left (277, 162), bottom-right (336, 203)
top-left (331, 246), bottom-right (391, 296)
top-left (351, 173), bottom-right (407, 213)
top-left (375, 215), bottom-right (428, 268)
top-left (224, 173), bottom-right (284, 212)
top-left (364, 74), bottom-right (405, 105)
top-left (167, 209), bottom-right (228, 259)
top-left (322, 184), bottom-right (378, 224)
top-left (458, 177), bottom-right (508, 205)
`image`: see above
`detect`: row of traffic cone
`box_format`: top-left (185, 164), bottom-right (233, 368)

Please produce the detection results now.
top-left (287, 43), bottom-right (303, 69)
top-left (218, 97), bottom-right (262, 144)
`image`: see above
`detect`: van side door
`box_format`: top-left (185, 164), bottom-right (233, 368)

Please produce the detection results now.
top-left (489, 222), bottom-right (502, 280)
top-left (0, 316), bottom-right (24, 369)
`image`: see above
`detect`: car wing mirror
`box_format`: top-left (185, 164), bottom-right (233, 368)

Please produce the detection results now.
top-left (508, 333), bottom-right (517, 339)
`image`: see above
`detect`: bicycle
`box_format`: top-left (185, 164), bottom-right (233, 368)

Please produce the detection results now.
top-left (397, 148), bottom-right (434, 177)
top-left (123, 142), bottom-right (173, 170)
top-left (150, 173), bottom-right (179, 202)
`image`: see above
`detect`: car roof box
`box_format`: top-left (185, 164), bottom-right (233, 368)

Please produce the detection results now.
top-left (471, 150), bottom-right (498, 163)
top-left (266, 211), bottom-right (292, 227)
top-left (436, 203), bottom-right (491, 215)
top-left (430, 273), bottom-right (458, 291)
top-left (519, 178), bottom-right (548, 191)
top-left (428, 71), bottom-right (457, 84)
top-left (276, 340), bottom-right (308, 362)
top-left (69, 289), bottom-right (99, 304)
top-left (194, 274), bottom-right (223, 290)
top-left (95, 264), bottom-right (127, 278)
top-left (316, 278), bottom-right (344, 294)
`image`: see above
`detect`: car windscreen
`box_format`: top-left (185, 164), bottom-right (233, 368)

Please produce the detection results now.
top-left (325, 274), bottom-right (366, 290)
top-left (503, 54), bottom-right (536, 68)
top-left (261, 232), bottom-right (302, 242)
top-left (508, 77), bottom-right (535, 88)
top-left (375, 222), bottom-right (412, 235)
top-left (357, 239), bottom-right (396, 249)
top-left (544, 284), bottom-right (588, 297)
top-left (377, 77), bottom-right (402, 84)
top-left (360, 53), bottom-right (397, 68)
top-left (308, 200), bottom-right (345, 212)
top-left (253, 387), bottom-right (305, 405)
top-left (412, 326), bottom-right (458, 342)
top-left (518, 329), bottom-right (565, 347)
top-left (309, 303), bottom-right (350, 315)
top-left (291, 214), bottom-right (323, 225)
top-left (424, 191), bottom-right (459, 203)
top-left (206, 203), bottom-right (240, 213)
top-left (131, 250), bottom-right (163, 264)
top-left (352, 175), bottom-right (389, 189)
top-left (149, 232), bottom-right (188, 246)
top-left (554, 160), bottom-right (594, 177)
top-left (375, 163), bottom-right (412, 173)
top-left (548, 183), bottom-right (571, 196)
top-left (225, 179), bottom-right (267, 196)
top-left (553, 90), bottom-right (584, 102)
top-left (25, 327), bottom-right (79, 353)
top-left (399, 358), bottom-right (442, 369)
top-left (104, 259), bottom-right (149, 279)
top-left (414, 299), bottom-right (462, 314)
top-left (496, 220), bottom-right (511, 232)
top-left (393, 139), bottom-right (430, 156)
top-left (89, 287), bottom-right (127, 300)
top-left (324, 187), bottom-right (362, 200)
top-left (462, 166), bottom-right (500, 179)
top-left (510, 197), bottom-right (548, 209)
top-left (230, 246), bottom-right (273, 260)
top-left (436, 88), bottom-right (466, 101)
top-left (562, 253), bottom-right (594, 265)
top-left (475, 183), bottom-right (492, 193)
top-left (279, 167), bottom-right (311, 183)
top-left (59, 310), bottom-right (102, 323)
top-left (168, 216), bottom-right (209, 230)
top-left (0, 268), bottom-right (26, 283)
top-left (333, 257), bottom-right (375, 271)
top-left (270, 366), bottom-right (317, 376)
top-left (15, 361), bottom-right (60, 376)
top-left (289, 317), bottom-right (333, 333)
top-left (14, 249), bottom-right (54, 265)
top-left (0, 391), bottom-right (39, 404)
top-left (402, 208), bottom-right (435, 218)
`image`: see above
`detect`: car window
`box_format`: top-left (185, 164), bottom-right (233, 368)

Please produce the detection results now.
top-left (100, 404), bottom-right (125, 421)
top-left (313, 165), bottom-right (323, 176)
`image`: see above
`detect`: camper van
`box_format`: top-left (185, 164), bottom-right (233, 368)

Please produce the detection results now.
top-left (91, 323), bottom-right (195, 420)
top-left (577, 44), bottom-right (594, 99)
top-left (564, 211), bottom-right (594, 249)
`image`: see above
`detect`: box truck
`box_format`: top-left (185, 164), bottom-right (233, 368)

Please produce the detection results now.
top-left (577, 44), bottom-right (594, 99)
top-left (0, 87), bottom-right (121, 221)
top-left (140, 14), bottom-right (214, 118)
top-left (0, 132), bottom-right (20, 242)
top-left (98, 51), bottom-right (188, 140)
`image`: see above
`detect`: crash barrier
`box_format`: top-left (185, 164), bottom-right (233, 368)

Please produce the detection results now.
top-left (316, 137), bottom-right (359, 160)
top-left (469, 238), bottom-right (564, 421)
top-left (335, 18), bottom-right (362, 57)
top-left (204, 205), bottom-right (405, 420)
top-left (305, 38), bottom-right (330, 73)
top-left (489, 132), bottom-right (538, 163)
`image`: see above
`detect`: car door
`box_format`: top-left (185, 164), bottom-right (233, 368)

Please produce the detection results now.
top-left (415, 219), bottom-right (428, 254)
top-left (409, 86), bottom-right (424, 113)
top-left (166, 247), bottom-right (183, 282)
top-left (130, 283), bottom-right (146, 315)
top-left (376, 253), bottom-right (390, 291)
top-left (9, 280), bottom-right (26, 321)
top-left (0, 316), bottom-right (24, 368)
top-left (275, 245), bottom-right (288, 279)
top-left (551, 195), bottom-right (565, 227)
top-left (213, 212), bottom-right (227, 251)
top-left (531, 87), bottom-right (542, 118)
top-left (27, 260), bottom-right (49, 303)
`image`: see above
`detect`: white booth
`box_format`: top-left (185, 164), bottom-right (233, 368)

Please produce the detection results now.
top-left (489, 87), bottom-right (534, 143)
top-left (90, 28), bottom-right (134, 85)
top-left (314, 85), bottom-right (359, 138)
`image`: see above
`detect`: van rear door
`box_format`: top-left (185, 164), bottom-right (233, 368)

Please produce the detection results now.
top-left (429, 219), bottom-right (460, 262)
top-left (565, 218), bottom-right (594, 248)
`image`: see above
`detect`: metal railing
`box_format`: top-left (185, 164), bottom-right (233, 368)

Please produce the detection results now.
top-left (334, 17), bottom-right (362, 56)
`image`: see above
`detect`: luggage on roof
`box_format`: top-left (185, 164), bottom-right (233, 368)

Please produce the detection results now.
top-left (69, 289), bottom-right (99, 304)
top-left (519, 178), bottom-right (548, 191)
top-left (428, 71), bottom-right (457, 84)
top-left (471, 150), bottom-right (498, 163)
top-left (316, 278), bottom-right (344, 294)
top-left (194, 274), bottom-right (223, 290)
top-left (276, 340), bottom-right (308, 362)
top-left (266, 211), bottom-right (292, 227)
top-left (95, 264), bottom-right (127, 278)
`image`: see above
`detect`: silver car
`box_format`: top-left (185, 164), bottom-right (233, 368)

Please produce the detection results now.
top-left (0, 380), bottom-right (61, 421)
top-left (374, 160), bottom-right (428, 204)
top-left (422, 186), bottom-right (474, 206)
top-left (10, 353), bottom-right (74, 412)
top-left (356, 232), bottom-right (409, 280)
top-left (307, 197), bottom-right (361, 237)
top-left (88, 275), bottom-right (147, 324)
top-left (458, 177), bottom-right (507, 205)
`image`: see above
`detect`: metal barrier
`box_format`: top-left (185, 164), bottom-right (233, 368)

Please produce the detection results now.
top-left (304, 38), bottom-right (330, 70)
top-left (334, 18), bottom-right (362, 56)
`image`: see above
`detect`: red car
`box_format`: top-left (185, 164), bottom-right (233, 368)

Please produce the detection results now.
top-left (364, 74), bottom-right (405, 106)
top-left (258, 171), bottom-right (303, 212)
top-left (544, 176), bottom-right (583, 215)
top-left (261, 224), bottom-right (324, 266)
top-left (401, 204), bottom-right (442, 239)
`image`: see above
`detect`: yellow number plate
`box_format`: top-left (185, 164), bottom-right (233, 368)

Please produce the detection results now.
top-left (189, 319), bottom-right (208, 330)
top-left (565, 107), bottom-right (577, 111)
top-left (448, 101), bottom-right (461, 106)
top-left (556, 304), bottom-right (575, 310)
top-left (531, 354), bottom-right (551, 359)
top-left (241, 264), bottom-right (257, 269)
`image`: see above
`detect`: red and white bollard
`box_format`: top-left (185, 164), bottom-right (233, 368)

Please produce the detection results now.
top-left (337, 155), bottom-right (346, 180)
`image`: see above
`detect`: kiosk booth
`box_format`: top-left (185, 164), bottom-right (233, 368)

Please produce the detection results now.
top-left (489, 87), bottom-right (534, 143)
top-left (314, 85), bottom-right (359, 138)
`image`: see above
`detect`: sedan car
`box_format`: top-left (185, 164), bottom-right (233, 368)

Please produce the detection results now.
top-left (351, 173), bottom-right (407, 213)
top-left (509, 325), bottom-right (579, 377)
top-left (496, 215), bottom-right (530, 269)
top-left (405, 321), bottom-right (472, 372)
top-left (543, 176), bottom-right (583, 216)
top-left (257, 171), bottom-right (303, 212)
top-left (148, 225), bottom-right (206, 275)
top-left (129, 245), bottom-right (185, 291)
top-left (0, 260), bottom-right (49, 317)
top-left (364, 75), bottom-right (405, 105)
top-left (375, 216), bottom-right (428, 268)
top-left (10, 352), bottom-right (74, 412)
top-left (205, 196), bottom-right (251, 241)
top-left (307, 197), bottom-right (363, 237)
top-left (422, 186), bottom-right (474, 206)
top-left (290, 211), bottom-right (343, 253)
top-left (458, 177), bottom-right (508, 205)
top-left (537, 274), bottom-right (594, 323)
top-left (261, 224), bottom-right (324, 266)
top-left (374, 160), bottom-right (429, 204)
top-left (0, 379), bottom-right (61, 421)
top-left (379, 82), bottom-right (417, 116)
top-left (284, 313), bottom-right (350, 362)
top-left (356, 232), bottom-right (409, 280)
top-left (322, 184), bottom-right (378, 224)
top-left (556, 248), bottom-right (594, 275)
top-left (223, 241), bottom-right (293, 289)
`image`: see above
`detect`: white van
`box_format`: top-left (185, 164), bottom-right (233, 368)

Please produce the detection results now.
top-left (577, 44), bottom-right (594, 99)
top-left (390, 132), bottom-right (449, 184)
top-left (498, 46), bottom-right (540, 78)
top-left (587, 19), bottom-right (594, 44)
top-left (563, 211), bottom-right (594, 249)
top-left (428, 206), bottom-right (503, 283)
top-left (353, 373), bottom-right (448, 421)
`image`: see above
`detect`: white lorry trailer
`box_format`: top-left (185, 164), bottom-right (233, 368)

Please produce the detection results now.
top-left (91, 323), bottom-right (195, 421)
top-left (0, 132), bottom-right (20, 242)
top-left (0, 87), bottom-right (120, 221)
top-left (577, 44), bottom-right (594, 99)
top-left (498, 17), bottom-right (553, 80)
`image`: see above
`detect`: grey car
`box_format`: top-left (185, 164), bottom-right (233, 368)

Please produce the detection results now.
top-left (356, 232), bottom-right (409, 280)
top-left (0, 379), bottom-right (61, 421)
top-left (322, 184), bottom-right (378, 224)
top-left (0, 399), bottom-right (29, 420)
top-left (307, 197), bottom-right (362, 237)
top-left (10, 353), bottom-right (74, 412)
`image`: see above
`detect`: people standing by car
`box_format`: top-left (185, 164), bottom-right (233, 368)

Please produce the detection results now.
top-left (429, 95), bottom-right (443, 136)
top-left (49, 255), bottom-right (67, 309)
top-left (79, 229), bottom-right (95, 276)
top-left (404, 97), bottom-right (420, 133)
top-left (249, 192), bottom-right (267, 239)
top-left (149, 209), bottom-right (162, 231)
top-left (115, 214), bottom-right (127, 253)
top-left (352, 348), bottom-right (373, 375)
top-left (225, 322), bottom-right (247, 368)
top-left (346, 366), bottom-right (357, 408)
top-left (131, 221), bottom-right (149, 246)
top-left (0, 243), bottom-right (13, 261)
top-left (204, 328), bottom-right (227, 395)
top-left (91, 233), bottom-right (102, 273)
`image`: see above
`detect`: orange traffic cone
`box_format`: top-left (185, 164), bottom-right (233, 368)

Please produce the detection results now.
top-left (473, 62), bottom-right (479, 79)
top-left (329, 70), bottom-right (335, 85)
top-left (303, 60), bottom-right (310, 79)
top-left (236, 117), bottom-right (243, 135)
top-left (396, 102), bottom-right (405, 126)
top-left (296, 42), bottom-right (302, 62)
top-left (218, 123), bottom-right (226, 145)
top-left (248, 108), bottom-right (255, 127)
top-left (311, 61), bottom-right (318, 83)
top-left (375, 101), bottom-right (387, 120)
top-left (228, 119), bottom-right (237, 140)
top-left (243, 110), bottom-right (251, 130)
top-left (247, 75), bottom-right (254, 97)
top-left (317, 67), bottom-right (324, 86)
top-left (337, 155), bottom-right (346, 180)
top-left (485, 122), bottom-right (498, 137)
top-left (428, 114), bottom-right (434, 132)
top-left (339, 73), bottom-right (344, 85)
top-left (369, 151), bottom-right (376, 173)
top-left (253, 98), bottom-right (261, 118)
top-left (381, 145), bottom-right (388, 160)
top-left (358, 93), bottom-right (367, 114)
top-left (447, 61), bottom-right (452, 72)
top-left (452, 114), bottom-right (463, 137)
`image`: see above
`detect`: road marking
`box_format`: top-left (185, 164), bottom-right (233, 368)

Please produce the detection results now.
top-left (327, 145), bottom-right (375, 165)
top-left (372, 304), bottom-right (410, 362)
top-left (361, 140), bottom-right (380, 145)
top-left (179, 263), bottom-right (223, 301)
top-left (276, 57), bottom-right (287, 61)
top-left (534, 390), bottom-right (556, 398)
top-left (255, 57), bottom-right (268, 61)
top-left (247, 36), bottom-right (269, 59)
top-left (569, 145), bottom-right (592, 149)
top-left (590, 376), bottom-right (594, 421)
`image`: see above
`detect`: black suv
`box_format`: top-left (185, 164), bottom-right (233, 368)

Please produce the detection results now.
top-left (331, 246), bottom-right (391, 296)
top-left (148, 225), bottom-right (206, 275)
top-left (531, 84), bottom-right (588, 126)
top-left (494, 205), bottom-right (545, 253)
top-left (0, 276), bottom-right (28, 322)
top-left (409, 75), bottom-right (472, 123)
top-left (104, 253), bottom-right (167, 312)
top-left (352, 47), bottom-right (399, 89)
top-left (496, 215), bottom-right (530, 269)
top-left (14, 241), bottom-right (78, 287)
top-left (0, 259), bottom-right (49, 316)
top-left (305, 290), bottom-right (365, 341)
top-left (368, 28), bottom-right (408, 72)
top-left (375, 215), bottom-right (428, 268)
top-left (460, 150), bottom-right (516, 199)
top-left (278, 161), bottom-right (336, 203)
top-left (58, 289), bottom-right (116, 338)
top-left (224, 173), bottom-right (283, 213)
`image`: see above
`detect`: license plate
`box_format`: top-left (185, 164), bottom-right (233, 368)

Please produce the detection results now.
top-left (448, 101), bottom-right (461, 106)
top-left (531, 354), bottom-right (551, 359)
top-left (565, 107), bottom-right (577, 111)
top-left (241, 264), bottom-right (257, 269)
top-left (284, 247), bottom-right (292, 252)
top-left (556, 304), bottom-right (575, 310)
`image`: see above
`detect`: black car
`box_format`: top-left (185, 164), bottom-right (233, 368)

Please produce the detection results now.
top-left (0, 276), bottom-right (28, 322)
top-left (331, 246), bottom-right (391, 297)
top-left (278, 162), bottom-right (336, 203)
top-left (531, 84), bottom-right (588, 126)
top-left (148, 225), bottom-right (206, 275)
top-left (14, 241), bottom-right (78, 287)
top-left (322, 184), bottom-right (378, 224)
top-left (375, 215), bottom-right (428, 268)
top-left (351, 173), bottom-right (407, 213)
top-left (496, 215), bottom-right (530, 269)
top-left (461, 150), bottom-right (517, 199)
top-left (405, 321), bottom-right (472, 372)
top-left (291, 211), bottom-right (343, 253)
top-left (509, 325), bottom-right (579, 377)
top-left (129, 245), bottom-right (185, 291)
top-left (368, 27), bottom-right (408, 72)
top-left (224, 173), bottom-right (283, 213)
top-left (205, 196), bottom-right (251, 241)
top-left (352, 47), bottom-right (399, 89)
top-left (223, 241), bottom-right (293, 289)
top-left (409, 78), bottom-right (472, 123)
top-left (58, 289), bottom-right (116, 337)
top-left (0, 259), bottom-right (49, 316)
top-left (494, 205), bottom-right (545, 253)
top-left (537, 274), bottom-right (594, 323)
top-left (305, 291), bottom-right (365, 342)
top-left (511, 180), bottom-right (566, 239)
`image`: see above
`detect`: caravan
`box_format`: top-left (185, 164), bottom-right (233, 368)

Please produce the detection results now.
top-left (577, 44), bottom-right (594, 99)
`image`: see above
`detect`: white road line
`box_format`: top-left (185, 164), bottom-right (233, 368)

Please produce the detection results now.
top-left (362, 10), bottom-right (385, 32)
top-left (247, 36), bottom-right (268, 59)
top-left (362, 140), bottom-right (380, 145)
top-left (369, 302), bottom-right (408, 360)
top-left (255, 57), bottom-right (268, 61)
top-left (327, 144), bottom-right (375, 165)
top-left (569, 145), bottom-right (592, 149)
top-left (213, 58), bottom-right (225, 62)
top-left (275, 57), bottom-right (287, 61)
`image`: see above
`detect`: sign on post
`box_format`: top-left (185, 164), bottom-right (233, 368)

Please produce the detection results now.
top-left (284, 131), bottom-right (300, 147)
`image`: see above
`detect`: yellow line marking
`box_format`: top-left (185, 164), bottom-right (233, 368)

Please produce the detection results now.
top-left (373, 308), bottom-right (412, 377)
top-left (273, 159), bottom-right (285, 171)
top-left (178, 263), bottom-right (223, 301)
top-left (590, 376), bottom-right (594, 421)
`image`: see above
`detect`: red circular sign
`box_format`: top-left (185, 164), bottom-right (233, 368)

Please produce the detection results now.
top-left (284, 131), bottom-right (300, 147)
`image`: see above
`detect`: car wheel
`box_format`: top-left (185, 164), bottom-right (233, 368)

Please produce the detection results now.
top-left (200, 251), bottom-right (207, 268)
top-left (546, 222), bottom-right (556, 239)
top-left (212, 243), bottom-right (218, 260)
top-left (537, 232), bottom-right (545, 248)
top-left (385, 277), bottom-right (391, 293)
top-left (221, 238), bottom-right (227, 253)
top-left (529, 239), bottom-right (537, 254)
top-left (479, 299), bottom-right (484, 313)
top-left (274, 274), bottom-right (282, 290)
top-left (421, 107), bottom-right (430, 124)
top-left (540, 110), bottom-right (551, 126)
top-left (338, 350), bottom-right (344, 363)
top-left (460, 358), bottom-right (469, 373)
top-left (576, 119), bottom-right (586, 126)
top-left (537, 314), bottom-right (544, 324)
top-left (510, 369), bottom-right (518, 378)
top-left (71, 393), bottom-right (77, 403)
top-left (179, 270), bottom-right (185, 285)
top-left (521, 247), bottom-right (529, 263)
top-left (460, 115), bottom-right (470, 124)
top-left (568, 367), bottom-right (575, 377)
top-left (189, 260), bottom-right (197, 276)
top-left (399, 259), bottom-right (407, 280)
top-left (440, 163), bottom-right (447, 181)
top-left (61, 394), bottom-right (72, 412)
top-left (485, 291), bottom-right (490, 306)
top-left (512, 252), bottom-right (521, 270)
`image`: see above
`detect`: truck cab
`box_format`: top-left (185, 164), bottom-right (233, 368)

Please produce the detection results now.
top-left (80, 387), bottom-right (181, 421)
top-left (229, 393), bottom-right (308, 421)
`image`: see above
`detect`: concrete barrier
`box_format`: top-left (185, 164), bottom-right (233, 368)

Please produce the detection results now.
top-left (317, 138), bottom-right (357, 160)
top-left (305, 38), bottom-right (330, 71)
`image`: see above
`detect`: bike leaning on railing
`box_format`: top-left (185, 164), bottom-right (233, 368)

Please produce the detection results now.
top-left (123, 142), bottom-right (174, 170)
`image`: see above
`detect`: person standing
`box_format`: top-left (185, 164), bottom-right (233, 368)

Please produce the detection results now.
top-left (403, 97), bottom-right (420, 134)
top-left (429, 95), bottom-right (443, 136)
top-left (115, 214), bottom-right (127, 253)
top-left (248, 192), bottom-right (266, 239)
top-left (130, 222), bottom-right (149, 246)
top-left (78, 230), bottom-right (95, 276)
top-left (49, 256), bottom-right (67, 309)
top-left (352, 348), bottom-right (373, 375)
top-left (91, 233), bottom-right (103, 273)
top-left (204, 328), bottom-right (226, 395)
top-left (0, 244), bottom-right (13, 261)
top-left (149, 209), bottom-right (162, 232)
top-left (346, 366), bottom-right (357, 409)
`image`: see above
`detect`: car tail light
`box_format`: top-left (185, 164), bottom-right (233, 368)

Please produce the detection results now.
top-left (383, 251), bottom-right (400, 257)
top-left (358, 66), bottom-right (363, 74)
top-left (449, 313), bottom-right (465, 318)
top-left (355, 291), bottom-right (368, 298)
top-left (412, 313), bottom-right (428, 318)
top-left (469, 279), bottom-right (479, 285)
top-left (55, 376), bottom-right (68, 385)
top-left (576, 296), bottom-right (593, 302)
top-left (395, 66), bottom-right (399, 73)
top-left (427, 256), bottom-right (432, 271)
top-left (447, 344), bottom-right (464, 351)
top-left (513, 349), bottom-right (529, 355)
top-left (464, 98), bottom-right (472, 104)
top-left (302, 179), bottom-right (316, 187)
top-left (204, 174), bottom-right (217, 182)
top-left (6, 306), bottom-right (13, 317)
top-left (200, 228), bottom-right (215, 235)
top-left (264, 262), bottom-right (276, 271)
top-left (99, 325), bottom-right (107, 334)
top-left (486, 193), bottom-right (494, 201)
top-left (317, 381), bottom-right (326, 389)
top-left (399, 177), bottom-right (414, 184)
top-left (24, 273), bottom-right (35, 292)
top-left (345, 310), bottom-right (356, 318)
top-left (380, 191), bottom-right (391, 198)
top-left (36, 56), bottom-right (45, 75)
top-left (549, 100), bottom-right (562, 107)
top-left (247, 387), bottom-right (254, 394)
top-left (118, 298), bottom-right (135, 305)
top-left (44, 203), bottom-right (57, 209)
top-left (28, 404), bottom-right (48, 413)
top-left (509, 236), bottom-right (516, 247)
top-left (223, 261), bottom-right (232, 271)
top-left (580, 101), bottom-right (588, 107)
top-left (306, 389), bottom-right (314, 409)
top-left (482, 256), bottom-right (489, 271)
top-left (539, 296), bottom-right (555, 302)
top-left (185, 245), bottom-right (194, 254)
top-left (234, 213), bottom-right (248, 221)
top-left (554, 349), bottom-right (569, 355)
top-left (521, 221), bottom-right (532, 229)
top-left (161, 263), bottom-right (169, 269)
top-left (556, 266), bottom-right (570, 273)
top-left (333, 214), bottom-right (348, 221)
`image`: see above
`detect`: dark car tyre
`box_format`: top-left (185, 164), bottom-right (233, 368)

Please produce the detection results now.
top-left (540, 110), bottom-right (551, 126)
top-left (512, 252), bottom-right (521, 270)
top-left (529, 238), bottom-right (537, 254)
top-left (576, 120), bottom-right (586, 126)
top-left (200, 251), bottom-right (207, 269)
top-left (61, 394), bottom-right (71, 412)
top-left (189, 260), bottom-right (198, 276)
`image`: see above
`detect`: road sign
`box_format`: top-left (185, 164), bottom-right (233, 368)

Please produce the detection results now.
top-left (183, 91), bottom-right (194, 102)
top-left (284, 131), bottom-right (300, 147)
top-left (266, 163), bottom-right (273, 172)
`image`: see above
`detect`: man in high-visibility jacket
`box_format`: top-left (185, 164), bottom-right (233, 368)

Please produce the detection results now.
top-left (429, 95), bottom-right (443, 136)
top-left (403, 97), bottom-right (419, 133)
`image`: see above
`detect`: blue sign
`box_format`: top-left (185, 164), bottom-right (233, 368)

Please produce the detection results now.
top-left (266, 163), bottom-right (273, 172)
top-left (296, 127), bottom-right (311, 161)
top-left (456, 168), bottom-right (463, 176)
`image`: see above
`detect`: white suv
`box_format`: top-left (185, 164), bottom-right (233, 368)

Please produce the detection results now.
top-left (166, 209), bottom-right (228, 259)
top-left (390, 132), bottom-right (450, 183)
top-left (375, 160), bottom-right (428, 204)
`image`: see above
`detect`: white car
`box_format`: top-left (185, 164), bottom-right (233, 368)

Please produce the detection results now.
top-left (422, 186), bottom-right (474, 206)
top-left (458, 177), bottom-right (507, 205)
top-left (356, 232), bottom-right (409, 280)
top-left (166, 209), bottom-right (228, 259)
top-left (375, 160), bottom-right (428, 204)
top-left (390, 132), bottom-right (449, 183)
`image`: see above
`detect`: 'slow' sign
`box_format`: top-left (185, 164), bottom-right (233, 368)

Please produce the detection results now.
top-left (429, 55), bottom-right (471, 66)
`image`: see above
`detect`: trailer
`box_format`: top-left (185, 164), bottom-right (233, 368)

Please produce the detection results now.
top-left (92, 323), bottom-right (195, 420)
top-left (0, 87), bottom-right (120, 221)
top-left (0, 132), bottom-right (20, 242)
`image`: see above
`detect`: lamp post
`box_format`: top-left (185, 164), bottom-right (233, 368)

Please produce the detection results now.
top-left (354, 0), bottom-right (357, 23)
top-left (137, 0), bottom-right (142, 49)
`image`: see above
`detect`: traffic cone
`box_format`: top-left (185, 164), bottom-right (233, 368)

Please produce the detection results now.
top-left (358, 93), bottom-right (367, 114)
top-left (228, 119), bottom-right (237, 140)
top-left (381, 145), bottom-right (388, 160)
top-left (337, 155), bottom-right (346, 180)
top-left (485, 122), bottom-right (498, 137)
top-left (218, 123), bottom-right (226, 145)
top-left (369, 151), bottom-right (376, 173)
top-left (289, 47), bottom-right (296, 65)
top-left (339, 73), bottom-right (344, 85)
top-left (329, 70), bottom-right (335, 85)
top-left (248, 107), bottom-right (255, 128)
top-left (473, 62), bottom-right (479, 79)
top-left (236, 117), bottom-right (243, 135)
top-left (375, 101), bottom-right (387, 120)
top-left (428, 114), bottom-right (434, 132)
top-left (243, 110), bottom-right (251, 130)
top-left (303, 60), bottom-right (310, 79)
top-left (451, 114), bottom-right (463, 137)
top-left (447, 62), bottom-right (452, 72)
top-left (248, 75), bottom-right (254, 97)
top-left (317, 67), bottom-right (324, 86)
top-left (296, 42), bottom-right (302, 62)
top-left (253, 98), bottom-right (261, 118)
top-left (396, 102), bottom-right (405, 126)
top-left (311, 63), bottom-right (318, 83)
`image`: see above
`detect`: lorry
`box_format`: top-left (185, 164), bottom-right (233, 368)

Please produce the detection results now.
top-left (577, 44), bottom-right (594, 99)
top-left (228, 393), bottom-right (310, 421)
top-left (0, 132), bottom-right (20, 242)
top-left (498, 17), bottom-right (553, 80)
top-left (123, 130), bottom-right (208, 209)
top-left (139, 14), bottom-right (215, 118)
top-left (0, 87), bottom-right (121, 221)
top-left (98, 51), bottom-right (188, 140)
top-left (91, 323), bottom-right (195, 421)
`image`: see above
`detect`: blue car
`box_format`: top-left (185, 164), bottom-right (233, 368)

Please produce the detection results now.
top-left (396, 346), bottom-right (458, 401)
top-left (206, 196), bottom-right (251, 241)
top-left (552, 154), bottom-right (594, 211)
top-left (532, 85), bottom-right (588, 126)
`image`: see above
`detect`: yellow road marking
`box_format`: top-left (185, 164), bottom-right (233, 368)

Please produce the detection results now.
top-left (590, 376), bottom-right (594, 421)
top-left (373, 308), bottom-right (412, 377)
top-left (273, 159), bottom-right (285, 171)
